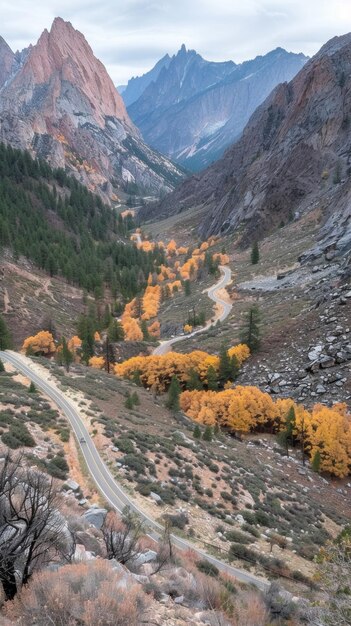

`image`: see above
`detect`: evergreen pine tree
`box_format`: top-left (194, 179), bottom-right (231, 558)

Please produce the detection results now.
top-left (206, 365), bottom-right (218, 391)
top-left (103, 304), bottom-right (112, 328)
top-left (277, 406), bottom-right (296, 457)
top-left (28, 381), bottom-right (36, 393)
top-left (124, 393), bottom-right (134, 409)
top-left (187, 368), bottom-right (203, 391)
top-left (132, 391), bottom-right (140, 406)
top-left (132, 370), bottom-right (141, 386)
top-left (0, 358), bottom-right (4, 372)
top-left (166, 376), bottom-right (180, 411)
top-left (240, 305), bottom-right (261, 352)
top-left (218, 344), bottom-right (234, 387)
top-left (184, 280), bottom-right (191, 296)
top-left (61, 336), bottom-right (73, 372)
top-left (251, 241), bottom-right (260, 264)
top-left (141, 320), bottom-right (150, 341)
top-left (203, 425), bottom-right (213, 442)
top-left (0, 315), bottom-right (12, 350)
top-left (108, 319), bottom-right (125, 342)
top-left (312, 450), bottom-right (321, 472)
top-left (193, 424), bottom-right (201, 439)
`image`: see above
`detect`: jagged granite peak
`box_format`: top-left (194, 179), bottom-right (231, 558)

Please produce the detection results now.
top-left (141, 32), bottom-right (351, 259)
top-left (2, 17), bottom-right (131, 128)
top-left (127, 46), bottom-right (307, 171)
top-left (119, 53), bottom-right (172, 107)
top-left (0, 17), bottom-right (185, 199)
top-left (0, 36), bottom-right (15, 88)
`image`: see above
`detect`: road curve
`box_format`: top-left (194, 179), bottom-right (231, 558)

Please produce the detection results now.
top-left (153, 265), bottom-right (232, 355)
top-left (0, 349), bottom-right (268, 591)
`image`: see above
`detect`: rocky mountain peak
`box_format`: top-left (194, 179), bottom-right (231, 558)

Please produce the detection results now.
top-left (127, 45), bottom-right (306, 170)
top-left (315, 31), bottom-right (351, 58)
top-left (12, 17), bottom-right (130, 128)
top-left (0, 18), bottom-right (185, 198)
top-left (142, 31), bottom-right (351, 260)
top-left (0, 36), bottom-right (15, 88)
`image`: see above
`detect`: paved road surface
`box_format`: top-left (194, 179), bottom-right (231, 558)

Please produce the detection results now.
top-left (0, 349), bottom-right (268, 591)
top-left (153, 265), bottom-right (232, 355)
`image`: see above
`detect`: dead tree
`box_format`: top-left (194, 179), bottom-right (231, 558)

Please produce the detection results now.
top-left (0, 452), bottom-right (74, 601)
top-left (102, 507), bottom-right (144, 565)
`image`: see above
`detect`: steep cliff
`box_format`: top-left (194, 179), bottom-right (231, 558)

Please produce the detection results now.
top-left (142, 33), bottom-right (351, 259)
top-left (0, 18), bottom-right (185, 200)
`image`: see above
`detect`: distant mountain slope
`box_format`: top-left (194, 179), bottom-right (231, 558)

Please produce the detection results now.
top-left (142, 33), bottom-right (351, 260)
top-left (127, 45), bottom-right (307, 171)
top-left (117, 54), bottom-right (171, 106)
top-left (0, 142), bottom-right (165, 299)
top-left (0, 18), bottom-right (185, 201)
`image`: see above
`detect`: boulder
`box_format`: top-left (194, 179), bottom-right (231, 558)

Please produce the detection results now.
top-left (132, 550), bottom-right (158, 567)
top-left (308, 345), bottom-right (323, 361)
top-left (316, 384), bottom-right (326, 394)
top-left (64, 479), bottom-right (80, 491)
top-left (150, 491), bottom-right (162, 503)
top-left (74, 544), bottom-right (95, 561)
top-left (319, 355), bottom-right (335, 368)
top-left (82, 507), bottom-right (107, 529)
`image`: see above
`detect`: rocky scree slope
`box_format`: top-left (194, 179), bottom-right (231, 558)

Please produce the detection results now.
top-left (143, 33), bottom-right (351, 261)
top-left (127, 45), bottom-right (307, 171)
top-left (0, 18), bottom-right (185, 201)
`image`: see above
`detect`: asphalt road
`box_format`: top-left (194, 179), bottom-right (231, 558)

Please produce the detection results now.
top-left (153, 265), bottom-right (233, 355)
top-left (0, 349), bottom-right (268, 591)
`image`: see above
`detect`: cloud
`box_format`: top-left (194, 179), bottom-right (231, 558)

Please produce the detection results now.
top-left (1, 0), bottom-right (351, 83)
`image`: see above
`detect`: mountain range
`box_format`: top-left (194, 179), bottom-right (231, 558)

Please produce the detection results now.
top-left (0, 18), bottom-right (185, 201)
top-left (124, 45), bottom-right (308, 170)
top-left (141, 33), bottom-right (351, 261)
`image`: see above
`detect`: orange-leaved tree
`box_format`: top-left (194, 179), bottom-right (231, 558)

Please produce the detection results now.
top-left (89, 356), bottom-right (105, 369)
top-left (22, 331), bottom-right (56, 356)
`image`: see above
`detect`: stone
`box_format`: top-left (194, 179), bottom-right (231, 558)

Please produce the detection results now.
top-left (308, 345), bottom-right (323, 361)
top-left (74, 544), bottom-right (95, 561)
top-left (316, 384), bottom-right (326, 394)
top-left (174, 596), bottom-right (185, 604)
top-left (132, 550), bottom-right (158, 567)
top-left (64, 479), bottom-right (80, 491)
top-left (307, 360), bottom-right (320, 373)
top-left (150, 491), bottom-right (162, 503)
top-left (132, 573), bottom-right (149, 584)
top-left (83, 507), bottom-right (107, 529)
top-left (319, 355), bottom-right (335, 368)
top-left (159, 593), bottom-right (171, 604)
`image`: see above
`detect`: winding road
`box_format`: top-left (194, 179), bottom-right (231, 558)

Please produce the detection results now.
top-left (0, 349), bottom-right (268, 591)
top-left (153, 265), bottom-right (233, 355)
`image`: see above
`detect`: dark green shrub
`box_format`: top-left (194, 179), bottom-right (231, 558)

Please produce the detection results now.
top-left (196, 559), bottom-right (219, 577)
top-left (242, 523), bottom-right (260, 538)
top-left (229, 543), bottom-right (257, 563)
top-left (115, 437), bottom-right (135, 454)
top-left (225, 530), bottom-right (252, 544)
top-left (47, 455), bottom-right (69, 479)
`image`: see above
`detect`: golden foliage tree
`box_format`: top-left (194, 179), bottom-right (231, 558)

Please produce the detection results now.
top-left (22, 331), bottom-right (56, 355)
top-left (89, 356), bottom-right (105, 369)
top-left (141, 285), bottom-right (161, 320)
top-left (115, 345), bottom-right (250, 392)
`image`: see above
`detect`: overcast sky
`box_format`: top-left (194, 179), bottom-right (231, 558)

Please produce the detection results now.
top-left (1, 0), bottom-right (351, 84)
